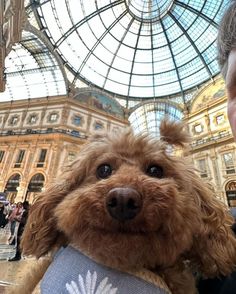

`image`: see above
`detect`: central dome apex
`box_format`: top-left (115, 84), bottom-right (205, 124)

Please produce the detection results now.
top-left (125, 0), bottom-right (174, 21)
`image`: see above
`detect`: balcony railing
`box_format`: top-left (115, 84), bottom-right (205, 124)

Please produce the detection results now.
top-left (191, 131), bottom-right (232, 148)
top-left (0, 128), bottom-right (88, 139)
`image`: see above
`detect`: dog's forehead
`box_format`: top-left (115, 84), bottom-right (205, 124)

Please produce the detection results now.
top-left (88, 130), bottom-right (166, 158)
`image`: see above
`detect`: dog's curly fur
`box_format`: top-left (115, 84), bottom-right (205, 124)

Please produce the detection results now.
top-left (20, 120), bottom-right (236, 294)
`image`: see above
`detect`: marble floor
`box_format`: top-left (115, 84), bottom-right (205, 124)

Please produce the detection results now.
top-left (0, 226), bottom-right (36, 293)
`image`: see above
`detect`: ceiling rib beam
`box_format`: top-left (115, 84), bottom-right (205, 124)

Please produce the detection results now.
top-left (55, 0), bottom-right (123, 48)
top-left (169, 11), bottom-right (213, 79)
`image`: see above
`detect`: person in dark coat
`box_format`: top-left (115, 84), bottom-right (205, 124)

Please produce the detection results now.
top-left (9, 201), bottom-right (30, 261)
top-left (0, 203), bottom-right (5, 227)
top-left (197, 213), bottom-right (236, 294)
top-left (197, 271), bottom-right (236, 294)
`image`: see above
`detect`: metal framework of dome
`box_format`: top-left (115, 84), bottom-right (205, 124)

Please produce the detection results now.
top-left (0, 30), bottom-right (67, 101)
top-left (129, 100), bottom-right (183, 136)
top-left (31, 0), bottom-right (228, 102)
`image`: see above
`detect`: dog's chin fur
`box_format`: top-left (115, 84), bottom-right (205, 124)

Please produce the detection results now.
top-left (19, 120), bottom-right (236, 294)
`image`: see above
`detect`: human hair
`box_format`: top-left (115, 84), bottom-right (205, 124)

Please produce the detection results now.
top-left (23, 201), bottom-right (30, 210)
top-left (217, 1), bottom-right (236, 79)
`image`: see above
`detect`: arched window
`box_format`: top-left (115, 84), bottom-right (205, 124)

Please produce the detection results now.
top-left (226, 181), bottom-right (236, 207)
top-left (27, 173), bottom-right (45, 192)
top-left (4, 173), bottom-right (21, 203)
top-left (25, 173), bottom-right (45, 203)
top-left (4, 173), bottom-right (21, 192)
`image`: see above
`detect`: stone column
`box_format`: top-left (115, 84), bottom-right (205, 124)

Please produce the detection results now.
top-left (1, 145), bottom-right (15, 180)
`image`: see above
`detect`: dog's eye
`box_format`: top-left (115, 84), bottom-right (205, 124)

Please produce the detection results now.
top-left (146, 165), bottom-right (164, 178)
top-left (96, 164), bottom-right (113, 179)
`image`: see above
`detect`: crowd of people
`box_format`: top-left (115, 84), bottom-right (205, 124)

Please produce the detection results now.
top-left (0, 199), bottom-right (30, 261)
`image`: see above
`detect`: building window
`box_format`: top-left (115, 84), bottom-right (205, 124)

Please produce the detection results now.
top-left (222, 152), bottom-right (235, 175)
top-left (37, 149), bottom-right (47, 167)
top-left (197, 159), bottom-right (208, 178)
top-left (226, 181), bottom-right (236, 207)
top-left (47, 112), bottom-right (59, 123)
top-left (50, 114), bottom-right (57, 121)
top-left (215, 113), bottom-right (225, 125)
top-left (94, 122), bottom-right (104, 130)
top-left (72, 115), bottom-right (82, 126)
top-left (14, 150), bottom-right (25, 168)
top-left (27, 173), bottom-right (45, 193)
top-left (5, 173), bottom-right (21, 193)
top-left (28, 114), bottom-right (38, 124)
top-left (9, 115), bottom-right (19, 126)
top-left (0, 150), bottom-right (5, 163)
top-left (193, 124), bottom-right (203, 134)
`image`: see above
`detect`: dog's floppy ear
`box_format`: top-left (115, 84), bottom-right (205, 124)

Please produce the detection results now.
top-left (160, 119), bottom-right (190, 147)
top-left (21, 180), bottom-right (70, 258)
top-left (21, 152), bottom-right (90, 258)
top-left (189, 173), bottom-right (236, 277)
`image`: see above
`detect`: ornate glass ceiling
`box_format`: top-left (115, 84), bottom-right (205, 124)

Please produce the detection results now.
top-left (32, 0), bottom-right (228, 101)
top-left (129, 100), bottom-right (183, 136)
top-left (0, 30), bottom-right (67, 101)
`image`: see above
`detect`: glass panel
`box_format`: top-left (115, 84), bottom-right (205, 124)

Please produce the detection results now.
top-left (129, 101), bottom-right (183, 135)
top-left (29, 0), bottom-right (226, 99)
top-left (0, 31), bottom-right (67, 101)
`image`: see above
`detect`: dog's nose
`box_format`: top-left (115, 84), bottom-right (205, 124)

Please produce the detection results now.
top-left (106, 187), bottom-right (142, 221)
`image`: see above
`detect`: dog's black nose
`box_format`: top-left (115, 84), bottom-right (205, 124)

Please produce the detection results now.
top-left (106, 187), bottom-right (142, 221)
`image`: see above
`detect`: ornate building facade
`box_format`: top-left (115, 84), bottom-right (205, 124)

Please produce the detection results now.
top-left (0, 1), bottom-right (235, 208)
top-left (0, 92), bottom-right (129, 203)
top-left (184, 77), bottom-right (236, 207)
top-left (0, 77), bottom-right (235, 207)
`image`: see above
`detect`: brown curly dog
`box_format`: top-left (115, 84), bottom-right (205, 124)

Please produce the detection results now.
top-left (18, 120), bottom-right (236, 294)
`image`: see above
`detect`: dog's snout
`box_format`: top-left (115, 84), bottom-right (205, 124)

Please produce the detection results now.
top-left (106, 187), bottom-right (142, 221)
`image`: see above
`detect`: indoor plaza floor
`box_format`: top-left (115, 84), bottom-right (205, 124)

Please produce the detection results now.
top-left (0, 226), bottom-right (36, 293)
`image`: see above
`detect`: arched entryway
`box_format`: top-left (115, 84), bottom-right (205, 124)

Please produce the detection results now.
top-left (25, 173), bottom-right (45, 203)
top-left (226, 181), bottom-right (236, 207)
top-left (4, 173), bottom-right (21, 203)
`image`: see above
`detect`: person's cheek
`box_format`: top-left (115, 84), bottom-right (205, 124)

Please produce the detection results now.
top-left (227, 99), bottom-right (236, 140)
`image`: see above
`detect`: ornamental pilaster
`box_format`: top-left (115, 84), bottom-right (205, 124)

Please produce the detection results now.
top-left (24, 148), bottom-right (36, 178)
top-left (86, 114), bottom-right (92, 133)
top-left (204, 114), bottom-right (211, 133)
top-left (62, 105), bottom-right (70, 125)
top-left (49, 145), bottom-right (63, 180)
top-left (1, 146), bottom-right (15, 179)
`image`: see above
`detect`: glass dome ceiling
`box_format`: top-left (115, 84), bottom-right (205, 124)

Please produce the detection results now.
top-left (32, 0), bottom-right (228, 101)
top-left (129, 100), bottom-right (183, 136)
top-left (0, 30), bottom-right (67, 101)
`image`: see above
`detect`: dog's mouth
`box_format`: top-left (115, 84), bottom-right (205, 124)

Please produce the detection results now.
top-left (90, 222), bottom-right (162, 236)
